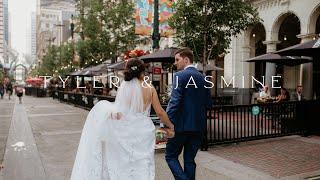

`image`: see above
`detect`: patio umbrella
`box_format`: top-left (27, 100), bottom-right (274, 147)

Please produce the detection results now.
top-left (139, 47), bottom-right (179, 63)
top-left (26, 77), bottom-right (43, 83)
top-left (107, 60), bottom-right (127, 70)
top-left (107, 59), bottom-right (153, 73)
top-left (89, 59), bottom-right (112, 73)
top-left (26, 77), bottom-right (44, 86)
top-left (90, 63), bottom-right (110, 74)
top-left (245, 53), bottom-right (312, 66)
top-left (69, 59), bottom-right (112, 76)
top-left (70, 69), bottom-right (83, 76)
top-left (276, 38), bottom-right (320, 57)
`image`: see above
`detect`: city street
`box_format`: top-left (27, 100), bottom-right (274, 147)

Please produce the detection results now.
top-left (0, 96), bottom-right (320, 180)
top-left (1, 0), bottom-right (320, 179)
top-left (0, 96), bottom-right (219, 180)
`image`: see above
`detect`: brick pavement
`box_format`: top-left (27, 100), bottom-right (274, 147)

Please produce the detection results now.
top-left (209, 136), bottom-right (320, 179)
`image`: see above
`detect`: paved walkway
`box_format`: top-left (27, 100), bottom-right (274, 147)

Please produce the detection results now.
top-left (2, 98), bottom-right (45, 180)
top-left (0, 97), bottom-right (14, 180)
top-left (209, 136), bottom-right (320, 179)
top-left (0, 96), bottom-right (319, 180)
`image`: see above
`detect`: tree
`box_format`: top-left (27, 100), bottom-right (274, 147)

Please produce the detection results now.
top-left (3, 46), bottom-right (19, 74)
top-left (169, 0), bottom-right (261, 69)
top-left (37, 45), bottom-right (58, 76)
top-left (75, 0), bottom-right (137, 67)
top-left (0, 70), bottom-right (4, 81)
top-left (58, 43), bottom-right (78, 76)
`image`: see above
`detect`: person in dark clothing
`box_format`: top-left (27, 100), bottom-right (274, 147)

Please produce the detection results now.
top-left (16, 86), bottom-right (24, 104)
top-left (0, 82), bottom-right (4, 99)
top-left (165, 48), bottom-right (212, 180)
top-left (6, 82), bottom-right (13, 100)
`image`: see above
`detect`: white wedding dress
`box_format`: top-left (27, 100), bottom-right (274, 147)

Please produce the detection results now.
top-left (70, 78), bottom-right (155, 180)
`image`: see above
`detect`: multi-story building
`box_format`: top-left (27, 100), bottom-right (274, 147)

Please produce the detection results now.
top-left (36, 0), bottom-right (75, 65)
top-left (223, 0), bottom-right (320, 104)
top-left (0, 0), bottom-right (10, 69)
top-left (0, 0), bottom-right (4, 59)
top-left (31, 12), bottom-right (37, 64)
top-left (3, 0), bottom-right (7, 45)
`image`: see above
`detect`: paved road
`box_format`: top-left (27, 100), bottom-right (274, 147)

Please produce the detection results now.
top-left (2, 98), bottom-right (45, 180)
top-left (0, 97), bottom-right (14, 180)
top-left (0, 96), bottom-right (218, 180)
top-left (1, 96), bottom-right (319, 180)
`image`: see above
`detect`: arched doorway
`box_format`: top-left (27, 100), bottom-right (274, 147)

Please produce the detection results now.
top-left (317, 15), bottom-right (320, 35)
top-left (250, 23), bottom-right (266, 80)
top-left (310, 5), bottom-right (320, 98)
top-left (275, 13), bottom-right (301, 90)
top-left (277, 13), bottom-right (301, 50)
top-left (13, 64), bottom-right (28, 82)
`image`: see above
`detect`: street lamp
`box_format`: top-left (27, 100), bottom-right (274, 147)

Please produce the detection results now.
top-left (70, 14), bottom-right (74, 40)
top-left (184, 15), bottom-right (187, 46)
top-left (54, 23), bottom-right (65, 67)
top-left (152, 0), bottom-right (160, 51)
top-left (70, 14), bottom-right (76, 69)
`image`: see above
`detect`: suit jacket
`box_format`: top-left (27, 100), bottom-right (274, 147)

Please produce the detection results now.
top-left (291, 92), bottom-right (304, 101)
top-left (166, 67), bottom-right (212, 133)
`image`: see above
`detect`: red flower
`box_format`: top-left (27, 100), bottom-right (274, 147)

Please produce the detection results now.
top-left (123, 49), bottom-right (147, 60)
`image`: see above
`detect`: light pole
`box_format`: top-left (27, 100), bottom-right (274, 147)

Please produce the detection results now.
top-left (152, 0), bottom-right (160, 51)
top-left (70, 14), bottom-right (75, 69)
top-left (54, 23), bottom-right (65, 67)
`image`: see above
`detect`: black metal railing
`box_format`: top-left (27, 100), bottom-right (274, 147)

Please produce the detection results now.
top-left (212, 96), bottom-right (233, 106)
top-left (201, 100), bottom-right (320, 150)
top-left (25, 87), bottom-right (47, 97)
top-left (52, 90), bottom-right (320, 149)
top-left (54, 91), bottom-right (115, 110)
top-left (53, 90), bottom-right (168, 125)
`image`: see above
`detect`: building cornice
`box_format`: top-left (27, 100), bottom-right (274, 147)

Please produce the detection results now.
top-left (297, 33), bottom-right (318, 40)
top-left (246, 0), bottom-right (291, 10)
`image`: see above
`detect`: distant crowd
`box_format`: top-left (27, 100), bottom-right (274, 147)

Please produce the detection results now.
top-left (0, 80), bottom-right (24, 103)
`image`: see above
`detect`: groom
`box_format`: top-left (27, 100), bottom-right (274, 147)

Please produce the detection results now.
top-left (166, 48), bottom-right (211, 180)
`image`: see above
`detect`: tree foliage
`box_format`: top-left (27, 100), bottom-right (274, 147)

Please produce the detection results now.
top-left (75, 0), bottom-right (137, 67)
top-left (34, 43), bottom-right (76, 76)
top-left (38, 45), bottom-right (58, 76)
top-left (169, 0), bottom-right (261, 64)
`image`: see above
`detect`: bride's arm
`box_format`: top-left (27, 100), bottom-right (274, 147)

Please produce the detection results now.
top-left (151, 87), bottom-right (174, 130)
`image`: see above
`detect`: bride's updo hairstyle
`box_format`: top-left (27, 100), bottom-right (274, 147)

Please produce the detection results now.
top-left (124, 58), bottom-right (145, 81)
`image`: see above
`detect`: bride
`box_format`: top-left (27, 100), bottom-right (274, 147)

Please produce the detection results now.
top-left (70, 59), bottom-right (174, 180)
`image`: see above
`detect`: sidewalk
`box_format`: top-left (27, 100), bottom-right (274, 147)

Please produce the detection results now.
top-left (207, 136), bottom-right (320, 180)
top-left (0, 96), bottom-right (319, 180)
top-left (0, 97), bottom-right (14, 168)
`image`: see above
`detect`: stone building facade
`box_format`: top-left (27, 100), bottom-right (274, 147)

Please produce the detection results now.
top-left (223, 0), bottom-right (320, 104)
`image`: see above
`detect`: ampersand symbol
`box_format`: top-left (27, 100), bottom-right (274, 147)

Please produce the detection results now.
top-left (142, 76), bottom-right (152, 88)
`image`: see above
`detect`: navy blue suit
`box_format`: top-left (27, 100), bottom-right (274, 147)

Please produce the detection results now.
top-left (165, 67), bottom-right (211, 180)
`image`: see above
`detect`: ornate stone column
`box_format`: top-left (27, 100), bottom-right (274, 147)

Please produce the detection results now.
top-left (263, 40), bottom-right (280, 96)
top-left (297, 33), bottom-right (317, 100)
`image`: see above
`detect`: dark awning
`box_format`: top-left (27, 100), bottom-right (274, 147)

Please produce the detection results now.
top-left (245, 53), bottom-right (312, 66)
top-left (139, 47), bottom-right (179, 63)
top-left (276, 38), bottom-right (320, 57)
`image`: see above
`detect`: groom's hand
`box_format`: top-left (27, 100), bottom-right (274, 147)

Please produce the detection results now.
top-left (166, 128), bottom-right (175, 138)
top-left (110, 112), bottom-right (123, 120)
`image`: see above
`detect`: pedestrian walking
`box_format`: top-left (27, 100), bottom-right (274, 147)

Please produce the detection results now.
top-left (0, 82), bottom-right (4, 99)
top-left (6, 82), bottom-right (13, 100)
top-left (16, 85), bottom-right (24, 104)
